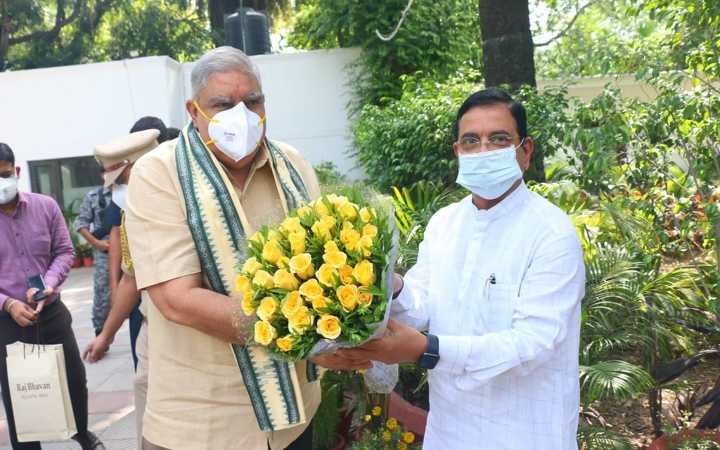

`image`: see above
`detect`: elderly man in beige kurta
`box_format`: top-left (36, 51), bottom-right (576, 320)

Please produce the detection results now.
top-left (124, 47), bottom-right (371, 450)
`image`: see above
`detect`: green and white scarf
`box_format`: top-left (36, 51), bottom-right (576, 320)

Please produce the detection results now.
top-left (176, 124), bottom-right (318, 432)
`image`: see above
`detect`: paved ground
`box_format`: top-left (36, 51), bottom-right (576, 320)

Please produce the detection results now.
top-left (0, 268), bottom-right (138, 450)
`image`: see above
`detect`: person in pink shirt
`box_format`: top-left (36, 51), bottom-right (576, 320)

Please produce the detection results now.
top-left (0, 143), bottom-right (105, 450)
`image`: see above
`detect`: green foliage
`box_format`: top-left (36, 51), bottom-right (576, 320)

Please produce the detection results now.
top-left (390, 181), bottom-right (465, 272)
top-left (5, 0), bottom-right (213, 70)
top-left (642, 0), bottom-right (720, 80)
top-left (312, 372), bottom-right (341, 450)
top-left (576, 425), bottom-right (634, 450)
top-left (580, 360), bottom-right (654, 404)
top-left (314, 161), bottom-right (347, 191)
top-left (287, 0), bottom-right (481, 106)
top-left (535, 2), bottom-right (679, 79)
top-left (354, 73), bottom-right (576, 190)
top-left (353, 71), bottom-right (477, 190)
top-left (93, 0), bottom-right (213, 62)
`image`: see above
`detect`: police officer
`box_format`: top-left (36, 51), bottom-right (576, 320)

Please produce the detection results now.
top-left (74, 172), bottom-right (112, 336)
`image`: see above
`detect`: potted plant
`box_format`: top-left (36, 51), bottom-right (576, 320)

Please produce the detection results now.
top-left (75, 244), bottom-right (93, 267)
top-left (347, 403), bottom-right (421, 450)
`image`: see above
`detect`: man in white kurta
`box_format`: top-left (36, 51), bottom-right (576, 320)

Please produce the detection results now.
top-left (341, 87), bottom-right (585, 450)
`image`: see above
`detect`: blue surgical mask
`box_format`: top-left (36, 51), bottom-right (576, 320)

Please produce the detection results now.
top-left (456, 144), bottom-right (523, 200)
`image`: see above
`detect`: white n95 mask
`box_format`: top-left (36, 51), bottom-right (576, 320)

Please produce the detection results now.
top-left (112, 184), bottom-right (128, 210)
top-left (0, 176), bottom-right (18, 205)
top-left (195, 101), bottom-right (266, 162)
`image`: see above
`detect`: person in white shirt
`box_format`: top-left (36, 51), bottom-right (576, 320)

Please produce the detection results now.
top-left (340, 87), bottom-right (586, 450)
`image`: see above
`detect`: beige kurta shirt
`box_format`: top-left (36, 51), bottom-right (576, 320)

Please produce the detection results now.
top-left (125, 138), bottom-right (322, 450)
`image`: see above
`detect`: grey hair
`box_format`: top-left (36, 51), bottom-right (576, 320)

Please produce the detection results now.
top-left (190, 46), bottom-right (263, 98)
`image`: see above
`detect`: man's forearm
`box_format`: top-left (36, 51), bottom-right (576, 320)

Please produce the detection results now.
top-left (108, 227), bottom-right (122, 293)
top-left (148, 276), bottom-right (251, 345)
top-left (78, 228), bottom-right (98, 247)
top-left (101, 275), bottom-right (141, 342)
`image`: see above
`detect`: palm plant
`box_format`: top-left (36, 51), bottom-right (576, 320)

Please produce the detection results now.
top-left (391, 181), bottom-right (465, 272)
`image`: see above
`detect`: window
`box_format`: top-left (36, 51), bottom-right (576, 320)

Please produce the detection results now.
top-left (29, 156), bottom-right (104, 212)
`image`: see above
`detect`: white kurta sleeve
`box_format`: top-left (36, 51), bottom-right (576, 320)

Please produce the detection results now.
top-left (434, 232), bottom-right (585, 389)
top-left (389, 221), bottom-right (436, 332)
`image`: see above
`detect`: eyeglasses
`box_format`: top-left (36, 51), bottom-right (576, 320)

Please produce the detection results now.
top-left (457, 133), bottom-right (523, 153)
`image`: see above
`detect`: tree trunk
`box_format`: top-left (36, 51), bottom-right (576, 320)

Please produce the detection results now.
top-left (478, 0), bottom-right (544, 181)
top-left (478, 0), bottom-right (536, 90)
top-left (0, 0), bottom-right (9, 71)
top-left (649, 388), bottom-right (663, 437)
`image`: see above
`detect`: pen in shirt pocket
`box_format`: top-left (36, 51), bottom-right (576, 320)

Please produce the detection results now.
top-left (483, 273), bottom-right (496, 300)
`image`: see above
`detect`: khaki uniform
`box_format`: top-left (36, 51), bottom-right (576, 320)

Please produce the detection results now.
top-left (125, 139), bottom-right (322, 450)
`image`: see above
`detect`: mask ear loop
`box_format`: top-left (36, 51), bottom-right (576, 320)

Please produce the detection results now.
top-left (193, 101), bottom-right (219, 147)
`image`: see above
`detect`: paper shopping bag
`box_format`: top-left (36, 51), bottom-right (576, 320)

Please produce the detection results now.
top-left (6, 342), bottom-right (77, 442)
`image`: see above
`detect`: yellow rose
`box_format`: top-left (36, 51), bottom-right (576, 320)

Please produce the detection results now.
top-left (340, 228), bottom-right (361, 252)
top-left (358, 235), bottom-right (373, 257)
top-left (372, 406), bottom-right (382, 416)
top-left (323, 250), bottom-right (347, 269)
top-left (254, 320), bottom-right (276, 346)
top-left (311, 221), bottom-right (332, 242)
top-left (362, 224), bottom-right (378, 239)
top-left (311, 296), bottom-right (331, 312)
top-left (288, 253), bottom-right (315, 280)
top-left (288, 306), bottom-right (314, 335)
top-left (276, 256), bottom-right (290, 269)
top-left (382, 431), bottom-right (392, 442)
top-left (235, 275), bottom-right (252, 293)
top-left (339, 265), bottom-right (355, 285)
top-left (296, 205), bottom-right (313, 219)
top-left (241, 292), bottom-right (256, 316)
top-left (253, 270), bottom-right (275, 290)
top-left (288, 230), bottom-right (307, 256)
top-left (314, 200), bottom-right (330, 217)
top-left (336, 284), bottom-right (360, 311)
top-left (275, 335), bottom-right (294, 352)
top-left (316, 264), bottom-right (338, 287)
top-left (268, 230), bottom-right (283, 242)
top-left (402, 432), bottom-right (415, 444)
top-left (299, 279), bottom-right (324, 300)
top-left (249, 231), bottom-right (265, 244)
top-left (359, 207), bottom-right (373, 223)
top-left (316, 314), bottom-right (342, 339)
top-left (320, 215), bottom-right (337, 230)
top-left (324, 240), bottom-right (340, 253)
top-left (386, 418), bottom-right (398, 430)
top-left (326, 194), bottom-right (349, 209)
top-left (281, 291), bottom-right (304, 318)
top-left (339, 202), bottom-right (358, 220)
top-left (398, 442), bottom-right (408, 450)
top-left (359, 291), bottom-right (373, 307)
top-left (241, 257), bottom-right (263, 275)
top-left (353, 260), bottom-right (375, 287)
top-left (262, 239), bottom-right (284, 265)
top-left (281, 217), bottom-right (304, 235)
top-left (256, 296), bottom-right (279, 321)
top-left (273, 269), bottom-right (299, 290)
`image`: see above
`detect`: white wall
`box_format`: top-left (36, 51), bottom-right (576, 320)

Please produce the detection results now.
top-left (0, 48), bottom-right (362, 193)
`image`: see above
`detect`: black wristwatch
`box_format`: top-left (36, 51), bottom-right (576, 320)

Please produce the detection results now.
top-left (417, 333), bottom-right (440, 369)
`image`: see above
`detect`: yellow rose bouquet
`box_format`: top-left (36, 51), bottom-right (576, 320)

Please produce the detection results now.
top-left (235, 190), bottom-right (398, 361)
